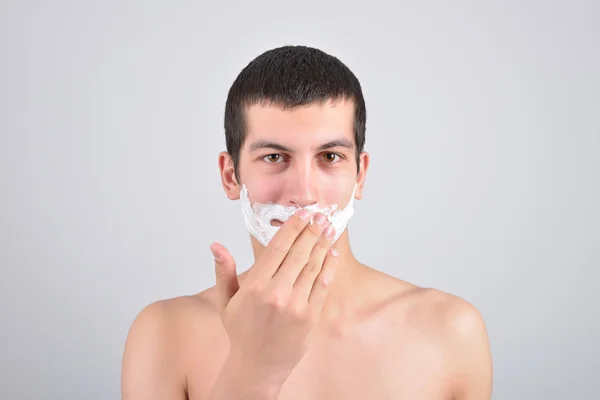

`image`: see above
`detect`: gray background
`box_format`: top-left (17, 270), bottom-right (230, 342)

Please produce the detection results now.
top-left (1, 1), bottom-right (598, 399)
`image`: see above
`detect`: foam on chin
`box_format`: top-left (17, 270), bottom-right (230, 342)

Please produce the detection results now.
top-left (240, 184), bottom-right (357, 247)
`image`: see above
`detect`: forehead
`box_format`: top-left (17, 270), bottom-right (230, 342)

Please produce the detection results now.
top-left (243, 99), bottom-right (355, 147)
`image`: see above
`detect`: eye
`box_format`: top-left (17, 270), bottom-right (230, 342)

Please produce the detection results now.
top-left (262, 154), bottom-right (285, 163)
top-left (321, 152), bottom-right (341, 163)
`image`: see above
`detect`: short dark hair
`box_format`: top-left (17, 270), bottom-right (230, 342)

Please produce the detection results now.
top-left (224, 45), bottom-right (367, 181)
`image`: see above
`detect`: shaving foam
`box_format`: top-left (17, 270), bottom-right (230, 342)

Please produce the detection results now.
top-left (240, 184), bottom-right (357, 247)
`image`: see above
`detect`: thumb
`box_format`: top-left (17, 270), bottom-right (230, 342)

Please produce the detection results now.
top-left (210, 242), bottom-right (239, 312)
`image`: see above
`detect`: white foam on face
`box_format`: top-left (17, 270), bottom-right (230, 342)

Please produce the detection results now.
top-left (240, 184), bottom-right (357, 247)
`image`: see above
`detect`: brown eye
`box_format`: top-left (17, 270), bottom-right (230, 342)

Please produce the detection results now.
top-left (322, 153), bottom-right (339, 163)
top-left (263, 154), bottom-right (283, 163)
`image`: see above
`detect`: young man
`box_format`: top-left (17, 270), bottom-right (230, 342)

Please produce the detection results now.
top-left (121, 45), bottom-right (493, 400)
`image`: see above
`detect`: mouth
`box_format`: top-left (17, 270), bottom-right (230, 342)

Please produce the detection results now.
top-left (270, 219), bottom-right (284, 227)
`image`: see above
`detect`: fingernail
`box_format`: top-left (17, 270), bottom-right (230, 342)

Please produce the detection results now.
top-left (298, 209), bottom-right (310, 221)
top-left (330, 248), bottom-right (340, 257)
top-left (324, 224), bottom-right (334, 237)
top-left (315, 213), bottom-right (327, 226)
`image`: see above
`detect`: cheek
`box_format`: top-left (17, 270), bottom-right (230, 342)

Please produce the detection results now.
top-left (243, 178), bottom-right (285, 204)
top-left (238, 156), bottom-right (283, 203)
top-left (321, 176), bottom-right (356, 208)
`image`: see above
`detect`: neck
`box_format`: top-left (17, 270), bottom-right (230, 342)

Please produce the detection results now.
top-left (249, 229), bottom-right (365, 327)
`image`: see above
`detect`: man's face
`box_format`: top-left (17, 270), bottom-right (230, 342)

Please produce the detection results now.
top-left (232, 99), bottom-right (367, 218)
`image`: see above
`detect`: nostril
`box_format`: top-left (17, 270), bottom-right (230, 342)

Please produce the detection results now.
top-left (289, 200), bottom-right (318, 208)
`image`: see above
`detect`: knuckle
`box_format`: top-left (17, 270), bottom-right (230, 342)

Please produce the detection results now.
top-left (318, 268), bottom-right (336, 288)
top-left (265, 291), bottom-right (286, 310)
top-left (246, 282), bottom-right (261, 295)
top-left (289, 304), bottom-right (308, 321)
top-left (289, 218), bottom-right (305, 232)
top-left (288, 247), bottom-right (307, 264)
top-left (306, 225), bottom-right (323, 239)
top-left (318, 233), bottom-right (333, 247)
top-left (305, 260), bottom-right (322, 275)
top-left (315, 271), bottom-right (330, 288)
top-left (269, 245), bottom-right (287, 257)
top-left (319, 277), bottom-right (330, 288)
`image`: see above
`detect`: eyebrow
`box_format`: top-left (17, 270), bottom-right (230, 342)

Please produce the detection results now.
top-left (249, 138), bottom-right (354, 153)
top-left (249, 140), bottom-right (293, 153)
top-left (317, 138), bottom-right (354, 151)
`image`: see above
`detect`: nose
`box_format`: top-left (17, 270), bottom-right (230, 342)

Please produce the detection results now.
top-left (286, 161), bottom-right (318, 208)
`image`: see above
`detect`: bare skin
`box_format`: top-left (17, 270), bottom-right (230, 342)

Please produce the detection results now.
top-left (121, 100), bottom-right (493, 399)
top-left (121, 231), bottom-right (492, 399)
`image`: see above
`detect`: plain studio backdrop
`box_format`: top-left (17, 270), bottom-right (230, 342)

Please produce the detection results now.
top-left (1, 1), bottom-right (598, 399)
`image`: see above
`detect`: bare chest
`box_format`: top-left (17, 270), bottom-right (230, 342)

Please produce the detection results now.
top-left (278, 334), bottom-right (449, 400)
top-left (187, 329), bottom-right (451, 400)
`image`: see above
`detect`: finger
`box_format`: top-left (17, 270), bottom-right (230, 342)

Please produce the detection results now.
top-left (248, 209), bottom-right (312, 283)
top-left (276, 217), bottom-right (333, 295)
top-left (307, 247), bottom-right (340, 318)
top-left (288, 225), bottom-right (336, 308)
top-left (270, 213), bottom-right (330, 287)
top-left (211, 242), bottom-right (239, 315)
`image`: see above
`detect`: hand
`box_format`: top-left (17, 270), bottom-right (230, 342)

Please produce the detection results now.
top-left (210, 210), bottom-right (339, 392)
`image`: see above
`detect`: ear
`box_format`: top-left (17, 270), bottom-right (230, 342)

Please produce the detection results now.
top-left (355, 151), bottom-right (370, 200)
top-left (218, 151), bottom-right (241, 200)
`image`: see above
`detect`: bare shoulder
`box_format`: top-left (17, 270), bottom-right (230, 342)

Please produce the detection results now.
top-left (121, 289), bottom-right (224, 399)
top-left (360, 267), bottom-right (488, 339)
top-left (405, 286), bottom-right (488, 339)
top-left (126, 288), bottom-right (219, 336)
top-left (381, 276), bottom-right (493, 398)
top-left (125, 287), bottom-right (226, 355)
top-left (415, 288), bottom-right (493, 397)
top-left (361, 268), bottom-right (493, 398)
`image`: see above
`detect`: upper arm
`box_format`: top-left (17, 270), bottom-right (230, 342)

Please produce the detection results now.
top-left (447, 299), bottom-right (493, 400)
top-left (121, 301), bottom-right (187, 400)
